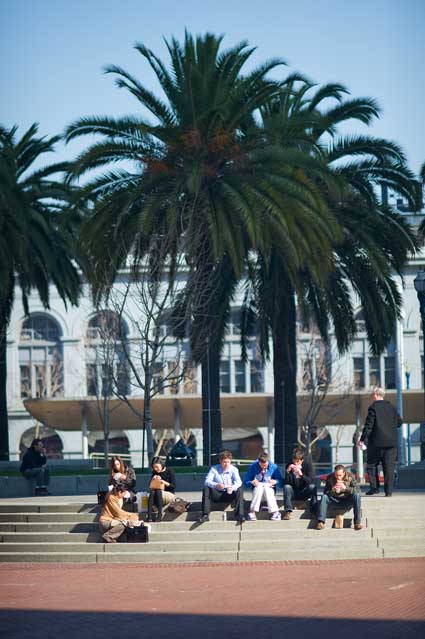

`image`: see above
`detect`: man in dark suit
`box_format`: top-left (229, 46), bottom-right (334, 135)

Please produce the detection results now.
top-left (360, 387), bottom-right (402, 497)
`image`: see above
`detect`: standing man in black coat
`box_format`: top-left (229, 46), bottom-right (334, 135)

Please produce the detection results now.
top-left (360, 387), bottom-right (402, 497)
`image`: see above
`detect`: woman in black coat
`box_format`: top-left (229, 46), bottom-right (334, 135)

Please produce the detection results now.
top-left (147, 457), bottom-right (176, 522)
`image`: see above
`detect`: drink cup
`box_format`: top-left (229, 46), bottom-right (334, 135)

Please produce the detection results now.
top-left (226, 487), bottom-right (233, 494)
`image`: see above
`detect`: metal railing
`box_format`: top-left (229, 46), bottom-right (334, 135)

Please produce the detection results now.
top-left (90, 452), bottom-right (132, 469)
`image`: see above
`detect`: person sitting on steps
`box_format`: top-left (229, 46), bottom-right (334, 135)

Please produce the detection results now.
top-left (199, 450), bottom-right (245, 523)
top-left (283, 447), bottom-right (318, 520)
top-left (244, 451), bottom-right (283, 521)
top-left (20, 438), bottom-right (51, 496)
top-left (109, 455), bottom-right (137, 504)
top-left (147, 457), bottom-right (176, 522)
top-left (99, 482), bottom-right (145, 543)
top-left (316, 464), bottom-right (362, 531)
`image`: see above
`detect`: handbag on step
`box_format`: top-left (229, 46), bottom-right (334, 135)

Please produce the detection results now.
top-left (126, 524), bottom-right (149, 543)
top-left (168, 497), bottom-right (189, 514)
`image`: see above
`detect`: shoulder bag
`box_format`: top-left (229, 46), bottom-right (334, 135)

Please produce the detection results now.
top-left (126, 524), bottom-right (149, 543)
top-left (168, 497), bottom-right (189, 514)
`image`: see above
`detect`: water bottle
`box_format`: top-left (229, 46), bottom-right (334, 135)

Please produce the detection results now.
top-left (222, 511), bottom-right (227, 521)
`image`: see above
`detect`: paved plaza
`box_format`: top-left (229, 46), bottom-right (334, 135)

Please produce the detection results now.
top-left (0, 558), bottom-right (424, 638)
top-left (0, 490), bottom-right (424, 637)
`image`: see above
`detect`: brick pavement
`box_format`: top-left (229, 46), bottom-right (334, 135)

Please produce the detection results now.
top-left (1, 558), bottom-right (424, 639)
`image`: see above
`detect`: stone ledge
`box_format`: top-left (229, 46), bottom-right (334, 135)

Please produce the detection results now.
top-left (398, 462), bottom-right (425, 489)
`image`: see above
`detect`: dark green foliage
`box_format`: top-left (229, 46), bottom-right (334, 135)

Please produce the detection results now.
top-left (0, 124), bottom-right (82, 459)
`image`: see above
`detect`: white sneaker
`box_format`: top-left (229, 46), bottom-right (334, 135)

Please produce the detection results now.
top-left (247, 511), bottom-right (257, 521)
top-left (270, 511), bottom-right (282, 521)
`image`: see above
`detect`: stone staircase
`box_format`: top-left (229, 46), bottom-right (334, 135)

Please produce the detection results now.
top-left (0, 492), bottom-right (423, 563)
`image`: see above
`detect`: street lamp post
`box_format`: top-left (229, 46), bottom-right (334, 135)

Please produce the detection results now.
top-left (405, 368), bottom-right (412, 465)
top-left (395, 313), bottom-right (406, 465)
top-left (413, 271), bottom-right (425, 426)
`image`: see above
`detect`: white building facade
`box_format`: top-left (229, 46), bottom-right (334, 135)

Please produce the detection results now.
top-left (6, 212), bottom-right (425, 468)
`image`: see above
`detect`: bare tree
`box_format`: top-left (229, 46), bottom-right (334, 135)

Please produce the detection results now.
top-left (297, 329), bottom-right (352, 458)
top-left (92, 236), bottom-right (212, 465)
top-left (84, 311), bottom-right (125, 465)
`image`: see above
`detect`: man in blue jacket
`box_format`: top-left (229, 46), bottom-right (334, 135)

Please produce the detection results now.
top-left (244, 452), bottom-right (283, 521)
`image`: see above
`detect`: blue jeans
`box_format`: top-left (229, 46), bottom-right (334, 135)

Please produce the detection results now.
top-left (284, 483), bottom-right (318, 514)
top-left (317, 492), bottom-right (361, 525)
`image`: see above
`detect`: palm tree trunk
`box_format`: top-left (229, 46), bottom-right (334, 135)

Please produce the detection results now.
top-left (273, 289), bottom-right (298, 465)
top-left (0, 301), bottom-right (10, 461)
top-left (191, 250), bottom-right (225, 467)
top-left (201, 334), bottom-right (222, 466)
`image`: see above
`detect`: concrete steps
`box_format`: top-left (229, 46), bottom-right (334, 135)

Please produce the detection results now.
top-left (0, 492), bottom-right (423, 563)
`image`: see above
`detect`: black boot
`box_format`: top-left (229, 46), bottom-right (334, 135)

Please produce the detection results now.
top-left (147, 494), bottom-right (154, 522)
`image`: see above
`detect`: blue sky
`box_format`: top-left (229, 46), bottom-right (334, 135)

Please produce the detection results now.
top-left (1, 0), bottom-right (424, 173)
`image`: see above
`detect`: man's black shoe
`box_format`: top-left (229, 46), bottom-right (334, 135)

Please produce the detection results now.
top-left (198, 514), bottom-right (209, 523)
top-left (236, 515), bottom-right (246, 523)
top-left (365, 489), bottom-right (380, 496)
top-left (385, 493), bottom-right (393, 497)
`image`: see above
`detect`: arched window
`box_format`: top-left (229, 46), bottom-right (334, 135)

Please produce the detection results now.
top-left (355, 310), bottom-right (366, 333)
top-left (225, 307), bottom-right (260, 340)
top-left (85, 311), bottom-right (130, 396)
top-left (226, 308), bottom-right (242, 336)
top-left (86, 310), bottom-right (128, 342)
top-left (19, 314), bottom-right (63, 398)
top-left (20, 425), bottom-right (63, 459)
top-left (157, 311), bottom-right (176, 339)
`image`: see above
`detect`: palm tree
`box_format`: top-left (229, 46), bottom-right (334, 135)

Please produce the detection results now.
top-left (0, 124), bottom-right (81, 460)
top-left (243, 79), bottom-right (420, 462)
top-left (65, 33), bottom-right (340, 463)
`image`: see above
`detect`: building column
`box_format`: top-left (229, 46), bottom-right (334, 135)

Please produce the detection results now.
top-left (355, 397), bottom-right (364, 481)
top-left (173, 399), bottom-right (181, 440)
top-left (395, 312), bottom-right (407, 465)
top-left (125, 430), bottom-right (144, 469)
top-left (191, 428), bottom-right (203, 466)
top-left (81, 406), bottom-right (89, 460)
top-left (267, 397), bottom-right (275, 459)
top-left (62, 338), bottom-right (84, 396)
top-left (7, 413), bottom-right (33, 461)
